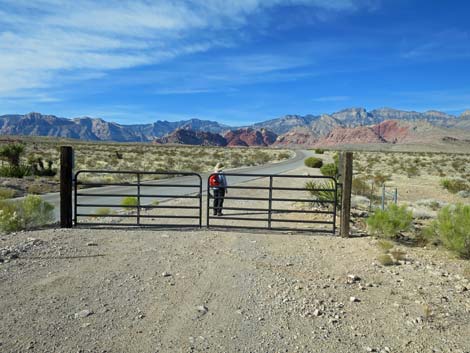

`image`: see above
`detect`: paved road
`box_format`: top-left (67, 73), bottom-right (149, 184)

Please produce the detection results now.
top-left (38, 149), bottom-right (314, 221)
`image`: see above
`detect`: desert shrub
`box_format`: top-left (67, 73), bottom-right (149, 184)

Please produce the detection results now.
top-left (352, 176), bottom-right (371, 197)
top-left (0, 165), bottom-right (32, 178)
top-left (121, 196), bottom-right (138, 207)
top-left (372, 173), bottom-right (391, 186)
top-left (320, 163), bottom-right (338, 177)
top-left (304, 157), bottom-right (323, 168)
top-left (305, 179), bottom-right (339, 206)
top-left (377, 254), bottom-right (395, 266)
top-left (0, 195), bottom-right (54, 232)
top-left (277, 152), bottom-right (291, 160)
top-left (314, 148), bottom-right (324, 154)
top-left (390, 250), bottom-right (406, 261)
top-left (367, 204), bottom-right (413, 238)
top-left (95, 207), bottom-right (112, 216)
top-left (30, 157), bottom-right (57, 177)
top-left (405, 165), bottom-right (420, 177)
top-left (0, 187), bottom-right (17, 200)
top-left (425, 204), bottom-right (470, 259)
top-left (26, 183), bottom-right (47, 195)
top-left (377, 239), bottom-right (394, 252)
top-left (253, 151), bottom-right (271, 165)
top-left (0, 143), bottom-right (25, 167)
top-left (440, 178), bottom-right (468, 194)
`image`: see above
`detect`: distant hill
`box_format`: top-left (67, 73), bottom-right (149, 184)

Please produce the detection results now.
top-left (0, 112), bottom-right (228, 142)
top-left (1, 108), bottom-right (469, 147)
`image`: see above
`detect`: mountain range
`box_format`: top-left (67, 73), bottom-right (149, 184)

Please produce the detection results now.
top-left (1, 108), bottom-right (469, 147)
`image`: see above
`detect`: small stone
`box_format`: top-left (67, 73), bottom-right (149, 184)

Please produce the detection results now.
top-left (313, 309), bottom-right (322, 317)
top-left (74, 309), bottom-right (93, 319)
top-left (350, 297), bottom-right (360, 303)
top-left (347, 274), bottom-right (361, 284)
top-left (86, 242), bottom-right (98, 246)
top-left (196, 305), bottom-right (208, 315)
top-left (162, 272), bottom-right (172, 277)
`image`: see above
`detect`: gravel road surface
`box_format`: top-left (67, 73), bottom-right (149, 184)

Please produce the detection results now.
top-left (1, 227), bottom-right (469, 353)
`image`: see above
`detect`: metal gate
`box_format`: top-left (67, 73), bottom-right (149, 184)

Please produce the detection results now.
top-left (74, 170), bottom-right (202, 227)
top-left (207, 173), bottom-right (338, 234)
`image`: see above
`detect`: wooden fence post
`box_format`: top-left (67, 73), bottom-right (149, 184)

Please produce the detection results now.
top-left (340, 151), bottom-right (353, 237)
top-left (60, 146), bottom-right (74, 228)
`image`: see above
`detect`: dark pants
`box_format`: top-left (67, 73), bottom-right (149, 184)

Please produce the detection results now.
top-left (213, 188), bottom-right (225, 215)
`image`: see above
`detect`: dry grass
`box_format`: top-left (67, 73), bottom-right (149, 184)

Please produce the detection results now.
top-left (1, 138), bottom-right (293, 195)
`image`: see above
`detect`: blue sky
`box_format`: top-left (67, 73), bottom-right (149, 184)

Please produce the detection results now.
top-left (1, 0), bottom-right (469, 125)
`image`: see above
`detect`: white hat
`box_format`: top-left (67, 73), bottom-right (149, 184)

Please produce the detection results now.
top-left (214, 162), bottom-right (223, 172)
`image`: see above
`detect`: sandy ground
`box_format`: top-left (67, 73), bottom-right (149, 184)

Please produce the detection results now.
top-left (1, 227), bottom-right (469, 353)
top-left (1, 164), bottom-right (469, 353)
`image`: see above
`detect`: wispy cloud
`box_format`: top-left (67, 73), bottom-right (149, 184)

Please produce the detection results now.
top-left (0, 0), bottom-right (374, 97)
top-left (401, 29), bottom-right (470, 60)
top-left (313, 95), bottom-right (351, 102)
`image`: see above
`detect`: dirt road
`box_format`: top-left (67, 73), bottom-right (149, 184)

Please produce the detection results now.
top-left (1, 226), bottom-right (469, 353)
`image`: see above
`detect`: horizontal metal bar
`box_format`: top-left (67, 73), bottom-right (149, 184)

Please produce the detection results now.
top-left (270, 219), bottom-right (335, 224)
top-left (75, 223), bottom-right (200, 228)
top-left (214, 196), bottom-right (335, 203)
top-left (77, 182), bottom-right (200, 188)
top-left (208, 225), bottom-right (334, 233)
top-left (272, 198), bottom-right (336, 203)
top-left (272, 208), bottom-right (334, 215)
top-left (76, 214), bottom-right (199, 219)
top-left (76, 204), bottom-right (199, 209)
top-left (76, 170), bottom-right (201, 177)
top-left (222, 185), bottom-right (336, 192)
top-left (140, 205), bottom-right (199, 209)
top-left (77, 194), bottom-right (200, 199)
top-left (208, 216), bottom-right (269, 222)
top-left (139, 183), bottom-right (201, 188)
top-left (207, 206), bottom-right (334, 215)
top-left (208, 216), bottom-right (334, 224)
top-left (213, 173), bottom-right (336, 181)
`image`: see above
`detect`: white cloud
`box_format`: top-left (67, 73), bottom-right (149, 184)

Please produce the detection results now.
top-left (313, 95), bottom-right (351, 102)
top-left (0, 0), bottom-right (374, 97)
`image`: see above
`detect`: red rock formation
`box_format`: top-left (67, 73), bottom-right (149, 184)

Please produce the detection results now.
top-left (316, 126), bottom-right (385, 146)
top-left (154, 128), bottom-right (227, 146)
top-left (372, 120), bottom-right (410, 143)
top-left (224, 128), bottom-right (277, 147)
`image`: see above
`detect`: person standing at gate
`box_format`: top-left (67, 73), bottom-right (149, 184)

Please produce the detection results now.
top-left (210, 163), bottom-right (228, 216)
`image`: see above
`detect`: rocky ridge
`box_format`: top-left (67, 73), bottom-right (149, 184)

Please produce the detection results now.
top-left (1, 107), bottom-right (470, 147)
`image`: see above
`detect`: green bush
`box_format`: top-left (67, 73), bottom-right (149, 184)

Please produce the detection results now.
top-left (121, 196), bottom-right (138, 207)
top-left (314, 149), bottom-right (324, 154)
top-left (367, 204), bottom-right (413, 238)
top-left (0, 195), bottom-right (54, 233)
top-left (440, 178), bottom-right (468, 194)
top-left (277, 152), bottom-right (291, 160)
top-left (305, 179), bottom-right (339, 206)
top-left (425, 204), bottom-right (470, 259)
top-left (320, 163), bottom-right (338, 177)
top-left (377, 254), bottom-right (395, 266)
top-left (0, 143), bottom-right (25, 167)
top-left (0, 187), bottom-right (17, 200)
top-left (0, 165), bottom-right (32, 178)
top-left (30, 158), bottom-right (57, 177)
top-left (304, 157), bottom-right (323, 168)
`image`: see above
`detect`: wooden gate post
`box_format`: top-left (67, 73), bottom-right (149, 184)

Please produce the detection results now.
top-left (60, 146), bottom-right (74, 228)
top-left (340, 151), bottom-right (353, 237)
